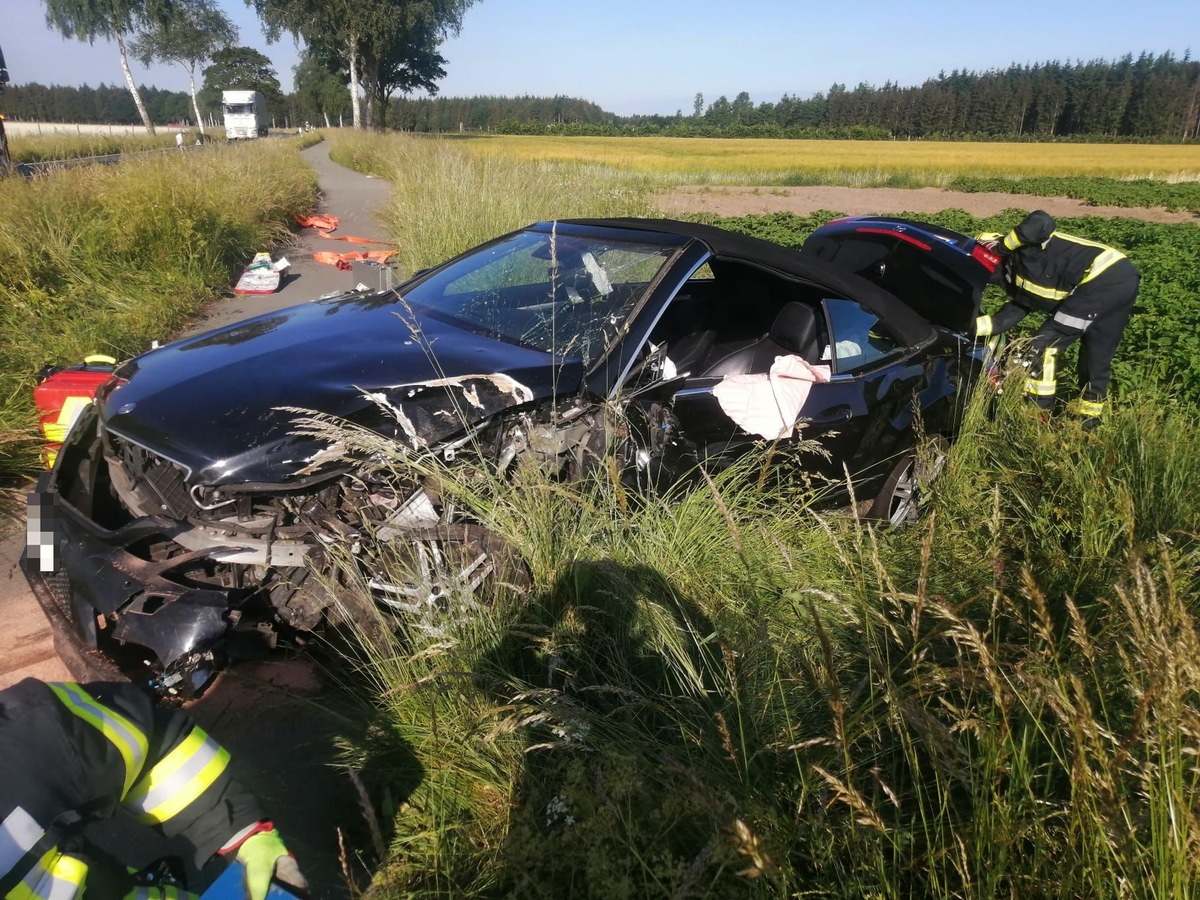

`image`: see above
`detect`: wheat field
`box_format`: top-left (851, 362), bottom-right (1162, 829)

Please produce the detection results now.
top-left (447, 134), bottom-right (1200, 183)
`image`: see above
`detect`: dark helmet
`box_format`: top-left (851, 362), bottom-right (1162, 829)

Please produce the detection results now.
top-left (1013, 210), bottom-right (1057, 248)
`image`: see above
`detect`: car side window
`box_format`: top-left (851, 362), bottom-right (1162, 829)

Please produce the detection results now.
top-left (822, 298), bottom-right (902, 374)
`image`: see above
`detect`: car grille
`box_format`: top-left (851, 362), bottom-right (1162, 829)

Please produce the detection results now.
top-left (107, 431), bottom-right (197, 519)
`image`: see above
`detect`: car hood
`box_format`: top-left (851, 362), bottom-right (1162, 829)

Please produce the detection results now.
top-left (100, 293), bottom-right (581, 486)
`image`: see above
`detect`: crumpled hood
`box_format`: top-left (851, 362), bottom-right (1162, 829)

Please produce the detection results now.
top-left (99, 293), bottom-right (582, 485)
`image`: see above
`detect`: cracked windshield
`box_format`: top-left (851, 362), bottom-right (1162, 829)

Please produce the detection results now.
top-left (402, 229), bottom-right (674, 365)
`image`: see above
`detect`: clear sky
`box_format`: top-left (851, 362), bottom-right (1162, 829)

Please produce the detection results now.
top-left (2, 0), bottom-right (1195, 116)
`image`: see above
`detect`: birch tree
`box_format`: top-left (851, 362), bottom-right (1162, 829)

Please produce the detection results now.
top-left (132, 0), bottom-right (237, 135)
top-left (43, 0), bottom-right (168, 134)
top-left (249, 0), bottom-right (478, 130)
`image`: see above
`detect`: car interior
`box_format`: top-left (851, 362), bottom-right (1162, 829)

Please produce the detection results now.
top-left (649, 259), bottom-right (899, 378)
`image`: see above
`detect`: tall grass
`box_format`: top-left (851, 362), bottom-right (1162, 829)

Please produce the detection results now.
top-left (314, 368), bottom-right (1200, 897)
top-left (0, 142), bottom-right (318, 492)
top-left (326, 131), bottom-right (656, 274)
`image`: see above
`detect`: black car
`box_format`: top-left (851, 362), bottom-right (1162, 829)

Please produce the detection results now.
top-left (23, 216), bottom-right (1000, 696)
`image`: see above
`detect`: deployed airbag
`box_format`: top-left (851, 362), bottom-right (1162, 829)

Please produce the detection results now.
top-left (712, 355), bottom-right (831, 440)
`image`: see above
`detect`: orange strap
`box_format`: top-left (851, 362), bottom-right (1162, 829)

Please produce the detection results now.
top-left (295, 213), bottom-right (392, 246)
top-left (312, 249), bottom-right (396, 270)
top-left (295, 213), bottom-right (339, 232)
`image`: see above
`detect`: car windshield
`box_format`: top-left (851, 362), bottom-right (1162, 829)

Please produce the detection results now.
top-left (401, 229), bottom-right (675, 366)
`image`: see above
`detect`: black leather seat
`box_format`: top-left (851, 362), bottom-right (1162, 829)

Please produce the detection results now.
top-left (666, 329), bottom-right (716, 374)
top-left (702, 302), bottom-right (821, 378)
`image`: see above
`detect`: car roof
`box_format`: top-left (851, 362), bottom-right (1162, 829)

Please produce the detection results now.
top-left (554, 217), bottom-right (936, 346)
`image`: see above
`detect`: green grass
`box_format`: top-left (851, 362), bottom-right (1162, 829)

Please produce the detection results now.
top-left (6, 130), bottom-right (183, 163)
top-left (319, 375), bottom-right (1200, 898)
top-left (326, 130), bottom-right (657, 274)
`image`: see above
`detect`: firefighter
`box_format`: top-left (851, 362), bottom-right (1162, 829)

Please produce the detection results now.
top-left (974, 210), bottom-right (1140, 429)
top-left (0, 679), bottom-right (306, 900)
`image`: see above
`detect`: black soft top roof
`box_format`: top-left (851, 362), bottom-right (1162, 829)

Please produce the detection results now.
top-left (555, 217), bottom-right (935, 346)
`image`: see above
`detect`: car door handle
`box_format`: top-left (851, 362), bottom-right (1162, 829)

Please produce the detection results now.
top-left (811, 405), bottom-right (853, 424)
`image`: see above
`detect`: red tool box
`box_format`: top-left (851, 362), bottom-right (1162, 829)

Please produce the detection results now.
top-left (34, 355), bottom-right (117, 468)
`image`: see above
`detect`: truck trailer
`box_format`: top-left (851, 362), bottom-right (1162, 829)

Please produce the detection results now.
top-left (222, 90), bottom-right (268, 139)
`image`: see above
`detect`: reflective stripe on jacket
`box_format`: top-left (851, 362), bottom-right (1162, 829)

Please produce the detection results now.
top-left (1, 680), bottom-right (261, 900)
top-left (1003, 229), bottom-right (1128, 305)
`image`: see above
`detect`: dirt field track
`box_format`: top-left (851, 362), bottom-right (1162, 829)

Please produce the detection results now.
top-left (656, 184), bottom-right (1199, 224)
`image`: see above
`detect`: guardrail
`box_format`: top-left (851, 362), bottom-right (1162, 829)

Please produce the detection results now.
top-left (8, 141), bottom-right (210, 177)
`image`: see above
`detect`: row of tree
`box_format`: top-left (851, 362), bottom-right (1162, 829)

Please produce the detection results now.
top-left (383, 53), bottom-right (1199, 141)
top-left (27, 0), bottom-right (477, 136)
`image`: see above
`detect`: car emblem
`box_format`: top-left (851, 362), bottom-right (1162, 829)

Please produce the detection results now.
top-left (117, 402), bottom-right (137, 415)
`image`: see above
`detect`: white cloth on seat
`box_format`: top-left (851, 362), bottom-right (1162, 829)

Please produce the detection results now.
top-left (712, 354), bottom-right (832, 440)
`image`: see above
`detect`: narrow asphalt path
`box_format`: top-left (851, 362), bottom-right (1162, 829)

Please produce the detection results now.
top-left (0, 139), bottom-right (394, 898)
top-left (187, 140), bottom-right (398, 334)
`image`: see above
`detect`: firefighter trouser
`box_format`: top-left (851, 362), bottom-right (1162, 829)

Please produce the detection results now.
top-left (1023, 260), bottom-right (1140, 418)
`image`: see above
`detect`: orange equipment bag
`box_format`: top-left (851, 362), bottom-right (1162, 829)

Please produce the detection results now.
top-left (34, 354), bottom-right (117, 469)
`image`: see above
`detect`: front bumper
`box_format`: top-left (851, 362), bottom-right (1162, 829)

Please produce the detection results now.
top-left (22, 475), bottom-right (236, 694)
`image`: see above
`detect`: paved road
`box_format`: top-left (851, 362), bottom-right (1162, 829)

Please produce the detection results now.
top-left (187, 142), bottom-right (397, 335)
top-left (0, 140), bottom-right (394, 897)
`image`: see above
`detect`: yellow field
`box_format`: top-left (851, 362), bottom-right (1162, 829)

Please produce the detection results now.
top-left (445, 134), bottom-right (1200, 184)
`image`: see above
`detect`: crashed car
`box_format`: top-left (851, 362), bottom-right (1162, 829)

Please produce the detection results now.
top-left (24, 216), bottom-right (1000, 696)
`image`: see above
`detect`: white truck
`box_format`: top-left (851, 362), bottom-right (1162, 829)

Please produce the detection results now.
top-left (222, 90), bottom-right (268, 139)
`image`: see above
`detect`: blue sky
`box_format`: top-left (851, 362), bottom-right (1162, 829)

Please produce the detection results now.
top-left (2, 0), bottom-right (1194, 116)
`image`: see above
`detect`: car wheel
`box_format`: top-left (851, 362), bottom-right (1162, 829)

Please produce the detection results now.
top-left (868, 436), bottom-right (949, 526)
top-left (370, 524), bottom-right (530, 616)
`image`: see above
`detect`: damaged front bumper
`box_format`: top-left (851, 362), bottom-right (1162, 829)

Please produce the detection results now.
top-left (23, 477), bottom-right (247, 696)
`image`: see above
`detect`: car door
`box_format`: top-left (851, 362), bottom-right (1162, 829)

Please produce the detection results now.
top-left (663, 296), bottom-right (925, 492)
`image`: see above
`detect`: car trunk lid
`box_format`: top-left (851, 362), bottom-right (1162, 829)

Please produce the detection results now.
top-left (801, 217), bottom-right (994, 333)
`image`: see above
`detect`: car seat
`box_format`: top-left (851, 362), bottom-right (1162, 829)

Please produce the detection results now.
top-left (665, 329), bottom-right (717, 374)
top-left (702, 302), bottom-right (821, 378)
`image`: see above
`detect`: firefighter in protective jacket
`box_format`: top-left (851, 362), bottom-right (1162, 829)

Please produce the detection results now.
top-left (974, 210), bottom-right (1140, 428)
top-left (0, 679), bottom-right (305, 900)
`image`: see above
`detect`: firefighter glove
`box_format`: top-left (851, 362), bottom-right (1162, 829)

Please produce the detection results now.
top-left (237, 830), bottom-right (307, 900)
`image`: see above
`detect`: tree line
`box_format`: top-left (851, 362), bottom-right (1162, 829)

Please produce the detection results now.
top-left (393, 52), bottom-right (1199, 141)
top-left (5, 50), bottom-right (1198, 141)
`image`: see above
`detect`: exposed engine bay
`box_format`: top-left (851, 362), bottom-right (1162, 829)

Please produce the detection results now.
top-left (32, 397), bottom-right (613, 698)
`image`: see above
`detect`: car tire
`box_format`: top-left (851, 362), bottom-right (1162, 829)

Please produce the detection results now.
top-left (373, 524), bottom-right (530, 614)
top-left (868, 436), bottom-right (949, 526)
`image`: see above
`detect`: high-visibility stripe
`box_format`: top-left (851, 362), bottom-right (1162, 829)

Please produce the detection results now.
top-left (126, 885), bottom-right (197, 900)
top-left (1003, 229), bottom-right (1022, 251)
top-left (40, 397), bottom-right (92, 444)
top-left (1, 808), bottom-right (43, 878)
top-left (1014, 274), bottom-right (1072, 301)
top-left (975, 315), bottom-right (993, 337)
top-left (1052, 310), bottom-right (1093, 331)
top-left (48, 683), bottom-right (148, 799)
top-left (1080, 247), bottom-right (1126, 283)
top-left (1025, 348), bottom-right (1058, 397)
top-left (8, 850), bottom-right (87, 900)
top-left (1072, 399), bottom-right (1105, 417)
top-left (124, 727), bottom-right (229, 825)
